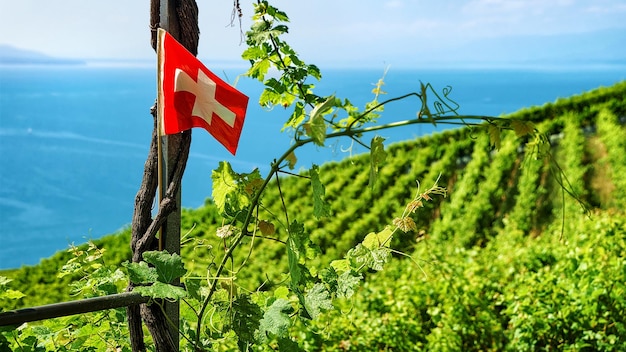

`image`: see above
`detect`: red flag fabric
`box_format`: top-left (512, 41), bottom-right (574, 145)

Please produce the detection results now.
top-left (157, 28), bottom-right (249, 155)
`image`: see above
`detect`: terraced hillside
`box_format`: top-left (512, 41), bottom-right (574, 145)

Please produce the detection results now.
top-left (191, 80), bottom-right (625, 286)
top-left (2, 81), bottom-right (625, 351)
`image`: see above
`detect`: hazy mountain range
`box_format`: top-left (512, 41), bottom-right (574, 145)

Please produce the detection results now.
top-left (0, 44), bottom-right (84, 65)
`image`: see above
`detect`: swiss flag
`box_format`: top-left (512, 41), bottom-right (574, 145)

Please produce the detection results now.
top-left (157, 28), bottom-right (249, 155)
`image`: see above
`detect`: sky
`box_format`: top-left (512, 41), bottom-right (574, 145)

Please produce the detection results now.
top-left (1, 0), bottom-right (626, 68)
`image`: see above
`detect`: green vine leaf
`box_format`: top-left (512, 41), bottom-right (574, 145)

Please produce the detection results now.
top-left (212, 161), bottom-right (246, 215)
top-left (310, 95), bottom-right (337, 121)
top-left (184, 277), bottom-right (202, 301)
top-left (285, 102), bottom-right (306, 132)
top-left (264, 2), bottom-right (289, 22)
top-left (248, 58), bottom-right (271, 82)
top-left (4, 289), bottom-right (26, 300)
top-left (258, 220), bottom-right (276, 236)
top-left (329, 259), bottom-right (350, 274)
top-left (362, 227), bottom-right (393, 249)
top-left (142, 250), bottom-right (187, 284)
top-left (304, 283), bottom-right (333, 320)
top-left (511, 119), bottom-right (536, 137)
top-left (310, 164), bottom-right (331, 219)
top-left (123, 261), bottom-right (158, 285)
top-left (319, 266), bottom-right (362, 299)
top-left (241, 46), bottom-right (264, 61)
top-left (211, 162), bottom-right (261, 216)
top-left (337, 271), bottom-right (362, 299)
top-left (278, 337), bottom-right (303, 352)
top-left (305, 95), bottom-right (336, 146)
top-left (232, 294), bottom-right (263, 350)
top-left (488, 123), bottom-right (502, 150)
top-left (287, 221), bottom-right (308, 288)
top-left (393, 216), bottom-right (417, 233)
top-left (0, 276), bottom-right (26, 301)
top-left (348, 244), bottom-right (391, 271)
top-left (285, 151), bottom-right (298, 169)
top-left (256, 298), bottom-right (293, 341)
top-left (134, 282), bottom-right (187, 300)
top-left (369, 136), bottom-right (387, 189)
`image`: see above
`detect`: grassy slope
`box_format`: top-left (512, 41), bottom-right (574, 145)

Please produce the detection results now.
top-left (2, 81), bottom-right (625, 349)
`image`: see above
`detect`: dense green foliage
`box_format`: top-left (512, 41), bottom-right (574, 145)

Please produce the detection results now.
top-left (2, 80), bottom-right (625, 351)
top-left (300, 211), bottom-right (626, 351)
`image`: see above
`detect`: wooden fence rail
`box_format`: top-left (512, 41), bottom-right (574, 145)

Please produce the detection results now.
top-left (0, 292), bottom-right (149, 327)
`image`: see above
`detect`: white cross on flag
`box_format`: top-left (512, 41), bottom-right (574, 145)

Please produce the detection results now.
top-left (157, 28), bottom-right (249, 155)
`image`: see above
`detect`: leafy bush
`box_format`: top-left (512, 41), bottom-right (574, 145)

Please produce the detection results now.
top-left (297, 211), bottom-right (626, 351)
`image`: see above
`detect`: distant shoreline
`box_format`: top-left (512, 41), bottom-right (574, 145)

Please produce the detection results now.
top-left (0, 44), bottom-right (86, 66)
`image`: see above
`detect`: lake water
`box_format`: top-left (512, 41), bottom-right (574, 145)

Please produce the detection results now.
top-left (1, 64), bottom-right (624, 269)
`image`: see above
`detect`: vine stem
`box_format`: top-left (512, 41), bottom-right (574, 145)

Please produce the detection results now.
top-left (192, 110), bottom-right (494, 347)
top-left (187, 0), bottom-right (586, 344)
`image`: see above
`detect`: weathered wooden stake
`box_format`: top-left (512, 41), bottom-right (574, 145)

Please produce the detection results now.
top-left (158, 0), bottom-right (181, 348)
top-left (125, 1), bottom-right (197, 350)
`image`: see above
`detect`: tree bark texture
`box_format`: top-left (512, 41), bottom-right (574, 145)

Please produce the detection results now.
top-left (127, 1), bottom-right (199, 351)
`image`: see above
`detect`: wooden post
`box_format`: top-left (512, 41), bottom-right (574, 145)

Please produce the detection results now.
top-left (158, 0), bottom-right (181, 348)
